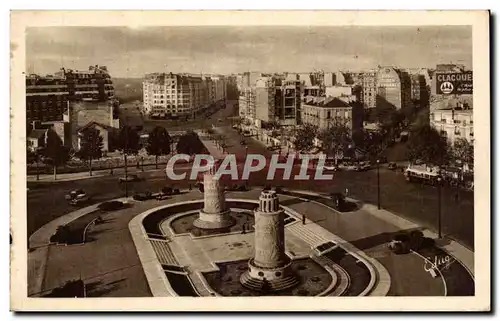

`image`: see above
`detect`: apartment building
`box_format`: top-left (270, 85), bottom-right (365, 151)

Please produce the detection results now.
top-left (276, 79), bottom-right (301, 126)
top-left (325, 85), bottom-right (353, 98)
top-left (143, 73), bottom-right (226, 118)
top-left (255, 77), bottom-right (276, 123)
top-left (26, 74), bottom-right (69, 127)
top-left (26, 65), bottom-right (114, 129)
top-left (237, 72), bottom-right (263, 90)
top-left (430, 104), bottom-right (473, 145)
top-left (301, 95), bottom-right (363, 133)
top-left (430, 64), bottom-right (473, 111)
top-left (376, 67), bottom-right (411, 110)
top-left (55, 66), bottom-right (115, 101)
top-left (238, 87), bottom-right (256, 121)
top-left (360, 70), bottom-right (377, 109)
top-left (323, 71), bottom-right (347, 87)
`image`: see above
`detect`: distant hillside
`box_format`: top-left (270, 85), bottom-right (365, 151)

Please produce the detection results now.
top-left (113, 77), bottom-right (144, 103)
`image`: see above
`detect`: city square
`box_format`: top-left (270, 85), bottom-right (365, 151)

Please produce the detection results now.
top-left (14, 15), bottom-right (487, 310)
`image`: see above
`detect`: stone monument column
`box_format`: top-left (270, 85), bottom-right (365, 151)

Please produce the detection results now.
top-left (193, 164), bottom-right (234, 229)
top-left (240, 190), bottom-right (298, 292)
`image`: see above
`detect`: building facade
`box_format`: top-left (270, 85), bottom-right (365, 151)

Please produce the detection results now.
top-left (143, 73), bottom-right (226, 118)
top-left (375, 67), bottom-right (411, 110)
top-left (301, 95), bottom-right (362, 133)
top-left (429, 64), bottom-right (473, 112)
top-left (26, 74), bottom-right (69, 127)
top-left (238, 87), bottom-right (256, 121)
top-left (255, 77), bottom-right (276, 123)
top-left (276, 79), bottom-right (301, 126)
top-left (26, 65), bottom-right (114, 130)
top-left (430, 106), bottom-right (473, 145)
top-left (360, 70), bottom-right (377, 109)
top-left (325, 85), bottom-right (353, 98)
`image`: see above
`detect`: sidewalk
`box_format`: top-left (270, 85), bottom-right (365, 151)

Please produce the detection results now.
top-left (280, 189), bottom-right (474, 277)
top-left (27, 164), bottom-right (190, 183)
top-left (361, 203), bottom-right (474, 276)
top-left (198, 130), bottom-right (225, 159)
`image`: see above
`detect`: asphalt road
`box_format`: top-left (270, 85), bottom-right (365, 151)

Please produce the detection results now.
top-left (216, 124), bottom-right (475, 250)
top-left (119, 100), bottom-right (239, 133)
top-left (27, 113), bottom-right (474, 250)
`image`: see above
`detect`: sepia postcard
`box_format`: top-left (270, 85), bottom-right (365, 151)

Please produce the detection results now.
top-left (10, 10), bottom-right (490, 312)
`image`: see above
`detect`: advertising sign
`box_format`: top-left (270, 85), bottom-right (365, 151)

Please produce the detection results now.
top-left (435, 71), bottom-right (473, 95)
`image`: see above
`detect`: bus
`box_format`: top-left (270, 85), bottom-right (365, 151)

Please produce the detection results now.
top-left (404, 165), bottom-right (440, 185)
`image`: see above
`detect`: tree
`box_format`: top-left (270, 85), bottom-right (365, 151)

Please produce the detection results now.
top-left (27, 148), bottom-right (42, 180)
top-left (145, 126), bottom-right (171, 169)
top-left (117, 125), bottom-right (141, 156)
top-left (293, 124), bottom-right (318, 152)
top-left (76, 127), bottom-right (104, 176)
top-left (318, 121), bottom-right (351, 164)
top-left (406, 124), bottom-right (450, 166)
top-left (176, 131), bottom-right (207, 155)
top-left (453, 138), bottom-right (474, 166)
top-left (352, 129), bottom-right (385, 160)
top-left (116, 126), bottom-right (141, 197)
top-left (41, 129), bottom-right (70, 180)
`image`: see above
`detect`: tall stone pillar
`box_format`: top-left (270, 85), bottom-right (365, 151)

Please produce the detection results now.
top-left (193, 165), bottom-right (234, 229)
top-left (240, 190), bottom-right (298, 292)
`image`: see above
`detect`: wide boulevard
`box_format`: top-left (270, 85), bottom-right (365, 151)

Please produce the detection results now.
top-left (26, 102), bottom-right (474, 250)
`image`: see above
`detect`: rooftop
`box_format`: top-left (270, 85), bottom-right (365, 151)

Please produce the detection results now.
top-left (302, 95), bottom-right (353, 108)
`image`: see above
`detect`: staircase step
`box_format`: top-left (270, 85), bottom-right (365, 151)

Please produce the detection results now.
top-left (288, 224), bottom-right (328, 247)
top-left (329, 264), bottom-right (350, 296)
top-left (150, 239), bottom-right (178, 265)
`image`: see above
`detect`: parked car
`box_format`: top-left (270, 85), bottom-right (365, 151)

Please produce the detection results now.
top-left (65, 189), bottom-right (90, 205)
top-left (340, 163), bottom-right (358, 171)
top-left (226, 184), bottom-right (249, 192)
top-left (388, 233), bottom-right (411, 254)
top-left (355, 161), bottom-right (371, 172)
top-left (119, 174), bottom-right (141, 183)
top-left (388, 230), bottom-right (428, 254)
top-left (388, 162), bottom-right (398, 170)
top-left (377, 156), bottom-right (388, 163)
top-left (98, 200), bottom-right (125, 211)
top-left (321, 161), bottom-right (339, 171)
top-left (133, 191), bottom-right (154, 201)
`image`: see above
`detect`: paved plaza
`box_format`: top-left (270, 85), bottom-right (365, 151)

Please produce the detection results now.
top-left (28, 188), bottom-right (474, 297)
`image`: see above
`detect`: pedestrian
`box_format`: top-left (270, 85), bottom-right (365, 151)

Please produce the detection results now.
top-left (242, 223), bottom-right (246, 234)
top-left (302, 214), bottom-right (306, 225)
top-left (345, 188), bottom-right (349, 197)
top-left (189, 184), bottom-right (192, 191)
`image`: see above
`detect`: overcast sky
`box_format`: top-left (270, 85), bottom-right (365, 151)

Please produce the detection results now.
top-left (26, 26), bottom-right (472, 78)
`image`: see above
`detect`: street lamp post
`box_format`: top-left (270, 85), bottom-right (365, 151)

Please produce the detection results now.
top-left (437, 176), bottom-right (442, 238)
top-left (124, 129), bottom-right (129, 198)
top-left (377, 159), bottom-right (381, 210)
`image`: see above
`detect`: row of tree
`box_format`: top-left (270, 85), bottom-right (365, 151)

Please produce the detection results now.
top-left (27, 125), bottom-right (208, 179)
top-left (271, 117), bottom-right (473, 168)
top-left (407, 124), bottom-right (474, 167)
